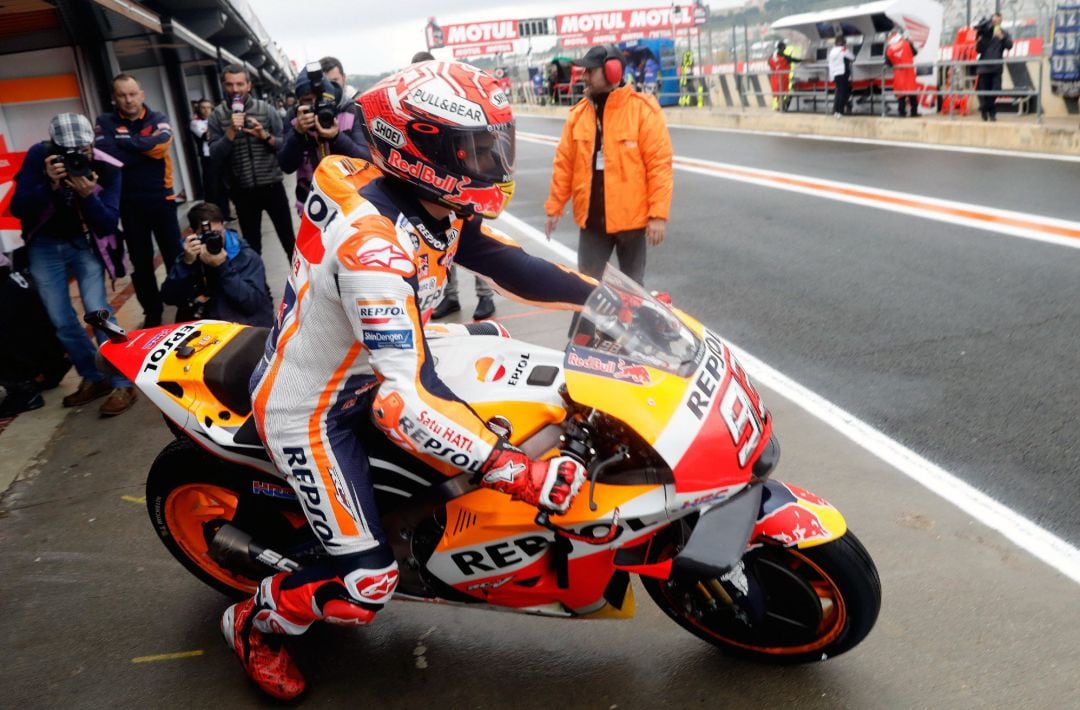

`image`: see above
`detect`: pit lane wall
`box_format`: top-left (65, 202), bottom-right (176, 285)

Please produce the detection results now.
top-left (517, 103), bottom-right (1080, 156)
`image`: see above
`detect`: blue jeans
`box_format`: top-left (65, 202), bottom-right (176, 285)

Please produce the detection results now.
top-left (28, 236), bottom-right (131, 388)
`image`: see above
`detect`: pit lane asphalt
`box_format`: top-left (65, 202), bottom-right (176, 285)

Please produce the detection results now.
top-left (1, 130), bottom-right (1078, 707)
top-left (514, 115), bottom-right (1080, 546)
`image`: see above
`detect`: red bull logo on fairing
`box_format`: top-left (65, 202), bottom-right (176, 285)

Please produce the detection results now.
top-left (614, 361), bottom-right (652, 386)
top-left (756, 503), bottom-right (831, 545)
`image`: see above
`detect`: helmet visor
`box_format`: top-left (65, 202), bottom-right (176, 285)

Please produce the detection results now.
top-left (410, 120), bottom-right (515, 184)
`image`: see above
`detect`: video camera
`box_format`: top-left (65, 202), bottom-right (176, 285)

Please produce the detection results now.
top-left (304, 61), bottom-right (338, 130)
top-left (197, 220), bottom-right (224, 255)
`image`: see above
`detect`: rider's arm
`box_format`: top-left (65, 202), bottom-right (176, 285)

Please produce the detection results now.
top-left (335, 217), bottom-right (586, 511)
top-left (454, 217), bottom-right (596, 309)
top-left (335, 216), bottom-right (502, 477)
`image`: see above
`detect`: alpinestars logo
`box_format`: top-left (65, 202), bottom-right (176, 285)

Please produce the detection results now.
top-left (483, 461), bottom-right (525, 485)
top-left (359, 243), bottom-right (412, 271)
top-left (358, 570), bottom-right (400, 600)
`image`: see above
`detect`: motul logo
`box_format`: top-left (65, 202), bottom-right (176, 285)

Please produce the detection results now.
top-left (446, 21), bottom-right (518, 45)
top-left (371, 118), bottom-right (404, 147)
top-left (559, 12), bottom-right (626, 34)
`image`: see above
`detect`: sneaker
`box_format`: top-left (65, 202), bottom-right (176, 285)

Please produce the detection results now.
top-left (0, 382), bottom-right (45, 417)
top-left (222, 599), bottom-right (306, 701)
top-left (431, 298), bottom-right (461, 320)
top-left (62, 378), bottom-right (112, 407)
top-left (99, 387), bottom-right (137, 417)
top-left (472, 296), bottom-right (496, 320)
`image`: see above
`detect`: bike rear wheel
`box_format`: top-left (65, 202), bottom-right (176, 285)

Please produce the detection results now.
top-left (643, 531), bottom-right (880, 664)
top-left (146, 437), bottom-right (304, 598)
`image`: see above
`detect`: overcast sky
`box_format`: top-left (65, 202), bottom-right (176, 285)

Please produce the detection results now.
top-left (251, 0), bottom-right (735, 75)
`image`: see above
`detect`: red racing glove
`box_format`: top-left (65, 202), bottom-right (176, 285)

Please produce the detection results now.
top-left (479, 440), bottom-right (586, 515)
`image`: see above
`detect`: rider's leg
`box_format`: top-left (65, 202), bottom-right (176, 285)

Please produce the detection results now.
top-left (224, 402), bottom-right (398, 698)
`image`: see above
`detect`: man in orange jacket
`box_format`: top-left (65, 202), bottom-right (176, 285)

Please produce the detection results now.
top-left (544, 44), bottom-right (673, 285)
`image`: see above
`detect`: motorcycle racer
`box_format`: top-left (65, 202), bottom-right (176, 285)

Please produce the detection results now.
top-left (226, 60), bottom-right (597, 699)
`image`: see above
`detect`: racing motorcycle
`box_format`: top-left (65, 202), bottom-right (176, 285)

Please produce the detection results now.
top-left (92, 268), bottom-right (880, 664)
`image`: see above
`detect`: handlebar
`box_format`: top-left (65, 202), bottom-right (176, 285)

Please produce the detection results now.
top-left (84, 310), bottom-right (128, 344)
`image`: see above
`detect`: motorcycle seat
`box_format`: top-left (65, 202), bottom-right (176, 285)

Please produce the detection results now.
top-left (203, 326), bottom-right (270, 417)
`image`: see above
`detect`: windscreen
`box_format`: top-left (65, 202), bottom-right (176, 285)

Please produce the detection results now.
top-left (568, 266), bottom-right (701, 378)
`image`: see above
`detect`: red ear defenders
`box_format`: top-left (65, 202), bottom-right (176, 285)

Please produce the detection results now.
top-left (603, 44), bottom-right (624, 85)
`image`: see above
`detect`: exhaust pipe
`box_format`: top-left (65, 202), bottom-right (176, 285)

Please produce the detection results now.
top-left (209, 523), bottom-right (302, 574)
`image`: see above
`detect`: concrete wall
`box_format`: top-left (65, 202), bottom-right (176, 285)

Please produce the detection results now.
top-left (518, 104), bottom-right (1080, 156)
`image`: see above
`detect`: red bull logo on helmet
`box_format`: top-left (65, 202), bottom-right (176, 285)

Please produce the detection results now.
top-left (447, 177), bottom-right (508, 216)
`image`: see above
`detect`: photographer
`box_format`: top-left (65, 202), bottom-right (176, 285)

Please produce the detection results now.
top-left (9, 113), bottom-right (136, 416)
top-left (161, 202), bottom-right (274, 327)
top-left (278, 63), bottom-right (370, 210)
top-left (975, 13), bottom-right (1013, 121)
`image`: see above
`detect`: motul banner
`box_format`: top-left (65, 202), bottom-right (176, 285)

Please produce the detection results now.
top-left (561, 26), bottom-right (700, 48)
top-left (442, 20), bottom-right (519, 47)
top-left (556, 6), bottom-right (696, 36)
top-left (452, 42), bottom-right (514, 58)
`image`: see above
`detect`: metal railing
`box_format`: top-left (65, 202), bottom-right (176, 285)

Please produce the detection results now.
top-left (713, 55), bottom-right (1047, 123)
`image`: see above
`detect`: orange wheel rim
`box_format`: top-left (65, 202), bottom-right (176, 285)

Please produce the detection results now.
top-left (679, 548), bottom-right (847, 655)
top-left (164, 483), bottom-right (259, 594)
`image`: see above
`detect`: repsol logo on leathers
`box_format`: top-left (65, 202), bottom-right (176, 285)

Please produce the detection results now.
top-left (281, 446), bottom-right (340, 547)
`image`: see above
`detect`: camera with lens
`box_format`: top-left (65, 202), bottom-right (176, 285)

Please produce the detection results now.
top-left (304, 62), bottom-right (338, 130)
top-left (50, 145), bottom-right (93, 179)
top-left (198, 220), bottom-right (224, 255)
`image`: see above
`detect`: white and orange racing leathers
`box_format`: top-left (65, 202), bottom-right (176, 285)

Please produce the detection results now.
top-left (246, 156), bottom-right (596, 633)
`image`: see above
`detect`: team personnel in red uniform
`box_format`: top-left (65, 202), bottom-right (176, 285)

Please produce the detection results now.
top-left (227, 61), bottom-right (596, 700)
top-left (884, 30), bottom-right (920, 117)
top-left (767, 41), bottom-right (801, 112)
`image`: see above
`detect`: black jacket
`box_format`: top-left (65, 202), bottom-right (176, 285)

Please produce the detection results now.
top-left (208, 95), bottom-right (284, 190)
top-left (976, 24), bottom-right (1014, 75)
top-left (161, 230), bottom-right (275, 327)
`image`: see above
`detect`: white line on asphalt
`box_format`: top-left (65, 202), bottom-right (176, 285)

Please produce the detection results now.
top-left (517, 113), bottom-right (1080, 163)
top-left (517, 131), bottom-right (1080, 250)
top-left (494, 210), bottom-right (1080, 586)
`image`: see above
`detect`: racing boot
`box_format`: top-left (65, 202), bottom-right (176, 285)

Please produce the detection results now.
top-left (221, 596), bottom-right (306, 701)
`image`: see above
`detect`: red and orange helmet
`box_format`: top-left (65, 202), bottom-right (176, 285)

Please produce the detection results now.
top-left (357, 60), bottom-right (515, 219)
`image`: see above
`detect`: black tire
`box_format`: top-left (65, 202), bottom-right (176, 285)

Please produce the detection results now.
top-left (643, 532), bottom-right (881, 664)
top-left (146, 437), bottom-right (297, 599)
